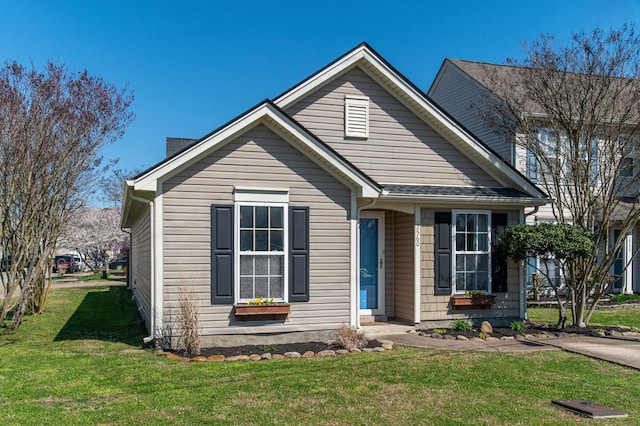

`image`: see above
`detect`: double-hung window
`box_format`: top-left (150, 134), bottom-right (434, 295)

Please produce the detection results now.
top-left (453, 211), bottom-right (491, 293)
top-left (535, 128), bottom-right (562, 183)
top-left (237, 203), bottom-right (287, 302)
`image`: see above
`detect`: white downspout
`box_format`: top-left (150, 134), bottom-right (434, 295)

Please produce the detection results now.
top-left (130, 194), bottom-right (155, 344)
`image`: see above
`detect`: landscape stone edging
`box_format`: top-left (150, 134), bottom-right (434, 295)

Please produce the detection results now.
top-left (527, 301), bottom-right (640, 309)
top-left (418, 329), bottom-right (640, 341)
top-left (156, 340), bottom-right (394, 363)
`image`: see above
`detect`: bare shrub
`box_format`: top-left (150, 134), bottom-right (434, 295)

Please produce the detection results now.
top-left (175, 286), bottom-right (201, 356)
top-left (333, 324), bottom-right (368, 350)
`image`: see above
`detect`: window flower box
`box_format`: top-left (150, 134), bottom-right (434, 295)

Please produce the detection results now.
top-left (234, 303), bottom-right (291, 321)
top-left (450, 295), bottom-right (495, 310)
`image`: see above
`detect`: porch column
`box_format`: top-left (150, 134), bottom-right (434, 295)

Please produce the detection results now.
top-left (624, 232), bottom-right (633, 294)
top-left (350, 192), bottom-right (359, 328)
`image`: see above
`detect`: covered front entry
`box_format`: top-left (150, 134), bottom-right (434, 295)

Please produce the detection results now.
top-left (358, 209), bottom-right (416, 324)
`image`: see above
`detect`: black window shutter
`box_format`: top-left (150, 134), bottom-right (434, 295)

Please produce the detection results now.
top-left (211, 205), bottom-right (234, 304)
top-left (434, 212), bottom-right (452, 295)
top-left (491, 213), bottom-right (508, 293)
top-left (289, 206), bottom-right (309, 302)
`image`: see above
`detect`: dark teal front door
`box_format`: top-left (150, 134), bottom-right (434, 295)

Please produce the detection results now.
top-left (360, 212), bottom-right (384, 315)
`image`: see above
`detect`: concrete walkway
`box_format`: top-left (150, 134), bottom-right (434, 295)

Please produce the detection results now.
top-left (364, 324), bottom-right (640, 370)
top-left (0, 274), bottom-right (125, 300)
top-left (51, 279), bottom-right (126, 289)
top-left (540, 335), bottom-right (640, 370)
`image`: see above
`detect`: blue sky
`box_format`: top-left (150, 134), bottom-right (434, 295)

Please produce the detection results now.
top-left (1, 1), bottom-right (639, 183)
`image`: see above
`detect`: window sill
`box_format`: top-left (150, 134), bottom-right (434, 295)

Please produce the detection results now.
top-left (234, 303), bottom-right (290, 321)
top-left (450, 295), bottom-right (495, 310)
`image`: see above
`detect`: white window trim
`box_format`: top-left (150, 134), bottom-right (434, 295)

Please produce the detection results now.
top-left (344, 96), bottom-right (369, 138)
top-left (234, 201), bottom-right (289, 303)
top-left (234, 186), bottom-right (289, 203)
top-left (533, 128), bottom-right (601, 186)
top-left (451, 210), bottom-right (492, 294)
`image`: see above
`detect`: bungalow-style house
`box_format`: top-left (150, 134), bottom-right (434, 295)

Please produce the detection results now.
top-left (121, 44), bottom-right (548, 347)
top-left (428, 59), bottom-right (639, 295)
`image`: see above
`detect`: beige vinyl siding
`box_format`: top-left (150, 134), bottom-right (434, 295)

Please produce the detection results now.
top-left (391, 211), bottom-right (414, 323)
top-left (131, 206), bottom-right (152, 332)
top-left (161, 124), bottom-right (352, 336)
top-left (286, 67), bottom-right (501, 187)
top-left (384, 212), bottom-right (393, 318)
top-left (419, 208), bottom-right (521, 324)
top-left (429, 61), bottom-right (513, 162)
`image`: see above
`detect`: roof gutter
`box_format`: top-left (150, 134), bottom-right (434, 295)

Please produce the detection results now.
top-left (380, 194), bottom-right (550, 206)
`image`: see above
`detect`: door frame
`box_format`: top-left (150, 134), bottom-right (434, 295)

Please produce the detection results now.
top-left (611, 228), bottom-right (633, 294)
top-left (359, 211), bottom-right (385, 317)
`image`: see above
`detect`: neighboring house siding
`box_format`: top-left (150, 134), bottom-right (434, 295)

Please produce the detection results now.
top-left (131, 206), bottom-right (152, 332)
top-left (286, 67), bottom-right (501, 187)
top-left (419, 208), bottom-right (521, 325)
top-left (428, 61), bottom-right (512, 162)
top-left (161, 124), bottom-right (352, 336)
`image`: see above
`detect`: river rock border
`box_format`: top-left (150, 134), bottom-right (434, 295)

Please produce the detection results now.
top-left (417, 322), bottom-right (640, 341)
top-left (156, 339), bottom-right (395, 363)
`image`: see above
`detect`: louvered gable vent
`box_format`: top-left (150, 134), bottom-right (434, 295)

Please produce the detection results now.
top-left (344, 96), bottom-right (369, 138)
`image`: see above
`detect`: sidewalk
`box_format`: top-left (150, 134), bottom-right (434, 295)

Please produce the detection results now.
top-left (367, 325), bottom-right (640, 370)
top-left (0, 274), bottom-right (125, 300)
top-left (541, 335), bottom-right (640, 370)
top-left (51, 278), bottom-right (126, 289)
top-left (51, 271), bottom-right (126, 289)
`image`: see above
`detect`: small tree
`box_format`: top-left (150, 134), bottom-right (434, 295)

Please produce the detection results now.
top-left (0, 60), bottom-right (133, 329)
top-left (57, 207), bottom-right (128, 273)
top-left (98, 167), bottom-right (141, 208)
top-left (479, 24), bottom-right (640, 326)
top-left (499, 223), bottom-right (595, 327)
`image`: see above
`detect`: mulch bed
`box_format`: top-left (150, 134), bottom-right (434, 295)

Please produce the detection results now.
top-left (173, 339), bottom-right (383, 359)
top-left (418, 322), bottom-right (633, 340)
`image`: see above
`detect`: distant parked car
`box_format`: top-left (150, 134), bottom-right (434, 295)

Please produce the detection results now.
top-left (53, 255), bottom-right (82, 273)
top-left (108, 257), bottom-right (127, 271)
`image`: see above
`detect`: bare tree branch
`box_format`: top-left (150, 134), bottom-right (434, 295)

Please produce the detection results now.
top-left (478, 24), bottom-right (640, 326)
top-left (0, 60), bottom-right (134, 329)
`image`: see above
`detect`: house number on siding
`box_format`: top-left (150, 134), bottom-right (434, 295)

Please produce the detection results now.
top-left (415, 226), bottom-right (420, 247)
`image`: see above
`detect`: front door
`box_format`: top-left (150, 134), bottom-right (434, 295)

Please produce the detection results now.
top-left (612, 229), bottom-right (625, 293)
top-left (359, 212), bottom-right (384, 316)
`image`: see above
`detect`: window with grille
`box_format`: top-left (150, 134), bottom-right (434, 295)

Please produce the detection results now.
top-left (453, 211), bottom-right (491, 293)
top-left (237, 204), bottom-right (286, 302)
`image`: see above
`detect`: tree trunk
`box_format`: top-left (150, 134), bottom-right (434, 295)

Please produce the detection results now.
top-left (575, 284), bottom-right (587, 327)
top-left (555, 291), bottom-right (567, 329)
top-left (9, 284), bottom-right (33, 330)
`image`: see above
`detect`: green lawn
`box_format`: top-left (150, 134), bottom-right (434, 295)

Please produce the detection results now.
top-left (1, 287), bottom-right (639, 425)
top-left (527, 305), bottom-right (640, 329)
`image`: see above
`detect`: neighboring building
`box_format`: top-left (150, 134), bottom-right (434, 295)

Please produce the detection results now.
top-left (121, 44), bottom-right (548, 347)
top-left (429, 58), bottom-right (638, 294)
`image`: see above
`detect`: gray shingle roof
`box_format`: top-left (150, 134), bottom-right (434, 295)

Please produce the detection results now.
top-left (383, 184), bottom-right (529, 198)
